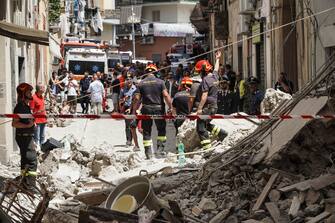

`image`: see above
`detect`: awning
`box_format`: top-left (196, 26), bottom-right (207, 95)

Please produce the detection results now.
top-left (141, 23), bottom-right (197, 37)
top-left (0, 21), bottom-right (49, 45)
top-left (103, 18), bottom-right (120, 25)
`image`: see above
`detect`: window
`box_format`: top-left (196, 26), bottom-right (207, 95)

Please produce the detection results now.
top-left (0, 1), bottom-right (6, 20)
top-left (13, 0), bottom-right (22, 11)
top-left (152, 10), bottom-right (160, 22)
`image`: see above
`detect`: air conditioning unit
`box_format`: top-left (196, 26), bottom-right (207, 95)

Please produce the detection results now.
top-left (239, 0), bottom-right (256, 15)
top-left (238, 15), bottom-right (251, 34)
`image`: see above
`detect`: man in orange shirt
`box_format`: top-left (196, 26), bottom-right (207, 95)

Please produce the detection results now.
top-left (30, 83), bottom-right (47, 148)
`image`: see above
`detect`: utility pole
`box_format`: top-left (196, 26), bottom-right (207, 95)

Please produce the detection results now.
top-left (131, 4), bottom-right (136, 60)
top-left (210, 12), bottom-right (215, 63)
top-left (207, 1), bottom-right (216, 63)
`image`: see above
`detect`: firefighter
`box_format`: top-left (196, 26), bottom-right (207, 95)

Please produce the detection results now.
top-left (173, 77), bottom-right (192, 134)
top-left (133, 64), bottom-right (173, 159)
top-left (12, 83), bottom-right (38, 191)
top-left (192, 53), bottom-right (228, 150)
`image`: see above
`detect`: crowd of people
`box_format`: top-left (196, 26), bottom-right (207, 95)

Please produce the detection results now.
top-left (46, 52), bottom-right (296, 159)
top-left (11, 51), bottom-right (295, 191)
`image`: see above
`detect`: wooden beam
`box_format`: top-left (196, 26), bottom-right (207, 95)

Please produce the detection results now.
top-left (306, 212), bottom-right (331, 223)
top-left (279, 174), bottom-right (335, 193)
top-left (252, 172), bottom-right (279, 212)
top-left (311, 174), bottom-right (335, 191)
top-left (279, 180), bottom-right (312, 193)
top-left (265, 202), bottom-right (281, 223)
top-left (288, 196), bottom-right (301, 218)
top-left (74, 189), bottom-right (112, 206)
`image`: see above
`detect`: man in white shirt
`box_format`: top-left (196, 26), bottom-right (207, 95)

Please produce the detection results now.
top-left (58, 72), bottom-right (69, 103)
top-left (88, 73), bottom-right (105, 115)
top-left (67, 73), bottom-right (79, 114)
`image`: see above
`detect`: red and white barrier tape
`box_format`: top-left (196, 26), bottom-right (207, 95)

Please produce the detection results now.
top-left (1, 114), bottom-right (335, 120)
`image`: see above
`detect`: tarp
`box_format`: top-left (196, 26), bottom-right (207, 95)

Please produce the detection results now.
top-left (141, 23), bottom-right (197, 37)
top-left (120, 5), bottom-right (142, 24)
top-left (49, 35), bottom-right (62, 59)
top-left (0, 21), bottom-right (49, 45)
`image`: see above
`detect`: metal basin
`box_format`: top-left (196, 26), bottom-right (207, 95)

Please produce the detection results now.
top-left (105, 176), bottom-right (161, 214)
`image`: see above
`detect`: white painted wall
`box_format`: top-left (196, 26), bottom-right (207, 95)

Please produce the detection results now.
top-left (0, 0), bottom-right (49, 164)
top-left (312, 0), bottom-right (335, 72)
top-left (101, 23), bottom-right (115, 41)
top-left (142, 3), bottom-right (195, 23)
top-left (104, 0), bottom-right (115, 10)
top-left (0, 0), bottom-right (14, 164)
top-left (98, 0), bottom-right (115, 10)
top-left (142, 5), bottom-right (178, 23)
top-left (176, 4), bottom-right (196, 23)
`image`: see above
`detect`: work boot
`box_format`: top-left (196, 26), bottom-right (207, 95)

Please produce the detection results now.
top-left (217, 129), bottom-right (228, 142)
top-left (23, 176), bottom-right (39, 194)
top-left (155, 141), bottom-right (166, 159)
top-left (144, 146), bottom-right (153, 160)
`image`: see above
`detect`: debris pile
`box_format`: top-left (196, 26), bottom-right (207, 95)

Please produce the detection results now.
top-left (177, 117), bottom-right (258, 153)
top-left (261, 88), bottom-right (292, 114)
top-left (154, 117), bottom-right (335, 222)
top-left (38, 135), bottom-right (146, 201)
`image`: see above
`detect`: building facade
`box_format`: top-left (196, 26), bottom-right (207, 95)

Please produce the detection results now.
top-left (117, 0), bottom-right (197, 62)
top-left (193, 0), bottom-right (335, 92)
top-left (0, 0), bottom-right (49, 164)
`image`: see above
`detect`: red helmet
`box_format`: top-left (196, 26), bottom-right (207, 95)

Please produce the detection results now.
top-left (194, 60), bottom-right (213, 73)
top-left (179, 77), bottom-right (193, 91)
top-left (145, 64), bottom-right (158, 73)
top-left (181, 77), bottom-right (193, 86)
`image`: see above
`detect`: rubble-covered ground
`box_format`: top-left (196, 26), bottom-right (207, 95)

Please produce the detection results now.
top-left (154, 118), bottom-right (335, 222)
top-left (0, 115), bottom-right (258, 222)
top-left (4, 87), bottom-right (334, 222)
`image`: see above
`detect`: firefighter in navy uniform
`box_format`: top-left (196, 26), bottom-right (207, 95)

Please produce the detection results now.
top-left (133, 64), bottom-right (173, 159)
top-left (192, 52), bottom-right (228, 150)
top-left (172, 77), bottom-right (192, 134)
top-left (12, 83), bottom-right (38, 191)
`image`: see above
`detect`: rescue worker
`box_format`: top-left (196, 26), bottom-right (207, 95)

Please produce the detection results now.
top-left (12, 83), bottom-right (38, 191)
top-left (173, 78), bottom-right (192, 134)
top-left (133, 64), bottom-right (173, 159)
top-left (192, 52), bottom-right (228, 150)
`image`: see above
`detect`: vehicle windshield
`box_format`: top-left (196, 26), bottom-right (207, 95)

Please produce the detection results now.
top-left (69, 61), bottom-right (105, 74)
top-left (108, 59), bottom-right (120, 69)
top-left (167, 54), bottom-right (184, 62)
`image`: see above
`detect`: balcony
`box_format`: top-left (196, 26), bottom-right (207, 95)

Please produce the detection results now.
top-left (117, 0), bottom-right (197, 7)
top-left (239, 0), bottom-right (256, 15)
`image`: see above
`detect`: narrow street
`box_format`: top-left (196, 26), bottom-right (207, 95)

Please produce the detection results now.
top-left (0, 0), bottom-right (335, 223)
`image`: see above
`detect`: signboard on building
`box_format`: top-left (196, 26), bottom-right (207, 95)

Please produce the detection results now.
top-left (252, 22), bottom-right (262, 44)
top-left (186, 44), bottom-right (193, 55)
top-left (185, 34), bottom-right (193, 54)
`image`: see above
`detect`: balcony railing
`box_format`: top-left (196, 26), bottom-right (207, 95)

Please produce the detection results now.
top-left (117, 0), bottom-right (197, 7)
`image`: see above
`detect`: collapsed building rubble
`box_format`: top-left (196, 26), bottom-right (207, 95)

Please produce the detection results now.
top-left (261, 88), bottom-right (292, 114)
top-left (149, 57), bottom-right (335, 222)
top-left (1, 57), bottom-right (334, 222)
